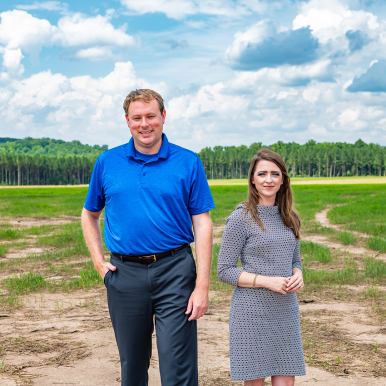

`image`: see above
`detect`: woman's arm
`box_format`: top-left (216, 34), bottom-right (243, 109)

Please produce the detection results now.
top-left (217, 210), bottom-right (246, 286)
top-left (286, 240), bottom-right (304, 292)
top-left (237, 271), bottom-right (291, 295)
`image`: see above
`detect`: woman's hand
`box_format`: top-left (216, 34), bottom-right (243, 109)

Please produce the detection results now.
top-left (264, 277), bottom-right (290, 295)
top-left (286, 268), bottom-right (304, 293)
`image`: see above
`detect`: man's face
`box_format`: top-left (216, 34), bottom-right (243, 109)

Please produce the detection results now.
top-left (125, 99), bottom-right (166, 154)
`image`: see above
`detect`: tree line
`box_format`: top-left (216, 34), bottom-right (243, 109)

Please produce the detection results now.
top-left (198, 139), bottom-right (386, 179)
top-left (1, 137), bottom-right (385, 186)
top-left (0, 153), bottom-right (97, 186)
top-left (0, 137), bottom-right (104, 186)
top-left (0, 137), bottom-right (107, 158)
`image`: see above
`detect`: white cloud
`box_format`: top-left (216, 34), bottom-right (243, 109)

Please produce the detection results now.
top-left (2, 48), bottom-right (25, 75)
top-left (307, 123), bottom-right (328, 137)
top-left (229, 60), bottom-right (333, 90)
top-left (293, 0), bottom-right (380, 45)
top-left (302, 87), bottom-right (321, 104)
top-left (0, 10), bottom-right (57, 53)
top-left (120, 0), bottom-right (274, 19)
top-left (277, 89), bottom-right (298, 100)
top-left (74, 47), bottom-right (114, 61)
top-left (0, 10), bottom-right (135, 63)
top-left (338, 108), bottom-right (359, 125)
top-left (0, 62), bottom-right (167, 147)
top-left (224, 20), bottom-right (281, 64)
top-left (55, 14), bottom-right (135, 48)
top-left (16, 1), bottom-right (68, 13)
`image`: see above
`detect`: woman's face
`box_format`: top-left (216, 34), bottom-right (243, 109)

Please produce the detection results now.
top-left (251, 160), bottom-right (283, 204)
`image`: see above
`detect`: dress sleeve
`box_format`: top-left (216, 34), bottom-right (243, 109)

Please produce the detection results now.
top-left (217, 209), bottom-right (247, 286)
top-left (292, 240), bottom-right (303, 271)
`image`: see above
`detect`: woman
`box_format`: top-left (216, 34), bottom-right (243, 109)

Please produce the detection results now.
top-left (217, 149), bottom-right (306, 386)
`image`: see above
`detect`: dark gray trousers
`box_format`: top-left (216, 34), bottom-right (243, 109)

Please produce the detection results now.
top-left (104, 246), bottom-right (198, 386)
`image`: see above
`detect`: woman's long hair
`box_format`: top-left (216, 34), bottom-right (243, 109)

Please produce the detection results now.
top-left (241, 149), bottom-right (301, 240)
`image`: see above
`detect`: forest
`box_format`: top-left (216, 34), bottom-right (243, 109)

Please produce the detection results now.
top-left (0, 138), bottom-right (106, 186)
top-left (198, 139), bottom-right (386, 179)
top-left (0, 137), bottom-right (385, 185)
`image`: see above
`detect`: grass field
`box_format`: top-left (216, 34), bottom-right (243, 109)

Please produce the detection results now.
top-left (1, 182), bottom-right (386, 382)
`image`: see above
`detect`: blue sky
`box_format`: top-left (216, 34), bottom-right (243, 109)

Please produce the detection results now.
top-left (1, 0), bottom-right (386, 151)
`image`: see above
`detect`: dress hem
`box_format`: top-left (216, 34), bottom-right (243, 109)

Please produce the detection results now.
top-left (231, 370), bottom-right (306, 381)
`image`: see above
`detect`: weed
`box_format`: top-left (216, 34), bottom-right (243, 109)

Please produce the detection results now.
top-left (337, 231), bottom-right (357, 245)
top-left (0, 244), bottom-right (9, 258)
top-left (367, 237), bottom-right (386, 253)
top-left (0, 357), bottom-right (5, 370)
top-left (337, 356), bottom-right (341, 363)
top-left (300, 241), bottom-right (332, 264)
top-left (374, 341), bottom-right (379, 353)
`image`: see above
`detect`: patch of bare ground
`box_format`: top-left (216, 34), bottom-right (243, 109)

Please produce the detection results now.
top-left (0, 287), bottom-right (385, 385)
top-left (4, 247), bottom-right (53, 259)
top-left (213, 225), bottom-right (225, 244)
top-left (6, 217), bottom-right (80, 228)
top-left (304, 206), bottom-right (386, 261)
top-left (315, 205), bottom-right (370, 239)
top-left (315, 206), bottom-right (341, 230)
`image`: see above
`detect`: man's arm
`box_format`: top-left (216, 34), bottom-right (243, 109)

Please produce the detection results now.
top-left (81, 208), bottom-right (116, 279)
top-left (185, 211), bottom-right (213, 321)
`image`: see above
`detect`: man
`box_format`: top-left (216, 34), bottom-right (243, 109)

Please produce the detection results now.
top-left (81, 89), bottom-right (214, 386)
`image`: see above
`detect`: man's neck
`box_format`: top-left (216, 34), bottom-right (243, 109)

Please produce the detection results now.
top-left (134, 139), bottom-right (162, 155)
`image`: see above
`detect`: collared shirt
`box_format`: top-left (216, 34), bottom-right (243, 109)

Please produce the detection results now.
top-left (84, 134), bottom-right (215, 255)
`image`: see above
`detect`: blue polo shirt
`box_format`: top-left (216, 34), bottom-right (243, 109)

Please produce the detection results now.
top-left (84, 134), bottom-right (215, 255)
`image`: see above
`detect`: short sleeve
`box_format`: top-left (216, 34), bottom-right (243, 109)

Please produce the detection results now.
top-left (187, 156), bottom-right (215, 215)
top-left (84, 157), bottom-right (105, 212)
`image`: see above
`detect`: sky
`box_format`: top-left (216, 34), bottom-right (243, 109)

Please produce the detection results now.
top-left (1, 0), bottom-right (386, 151)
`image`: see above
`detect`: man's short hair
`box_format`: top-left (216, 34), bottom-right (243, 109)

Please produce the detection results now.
top-left (123, 89), bottom-right (165, 115)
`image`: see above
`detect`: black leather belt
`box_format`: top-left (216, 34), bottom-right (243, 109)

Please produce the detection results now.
top-left (111, 244), bottom-right (188, 264)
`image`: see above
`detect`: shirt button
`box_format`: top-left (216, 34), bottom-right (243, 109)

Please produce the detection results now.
top-left (143, 172), bottom-right (146, 176)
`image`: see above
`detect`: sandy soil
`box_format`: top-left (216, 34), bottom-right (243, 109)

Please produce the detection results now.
top-left (7, 217), bottom-right (80, 228)
top-left (1, 208), bottom-right (386, 384)
top-left (1, 288), bottom-right (385, 386)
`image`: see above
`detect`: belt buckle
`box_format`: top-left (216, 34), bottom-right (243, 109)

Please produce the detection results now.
top-left (143, 254), bottom-right (156, 263)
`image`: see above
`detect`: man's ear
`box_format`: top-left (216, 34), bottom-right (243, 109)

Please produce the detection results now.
top-left (125, 114), bottom-right (130, 127)
top-left (162, 109), bottom-right (166, 124)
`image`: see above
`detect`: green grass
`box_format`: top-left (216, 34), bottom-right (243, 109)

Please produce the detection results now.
top-left (0, 228), bottom-right (22, 240)
top-left (336, 231), bottom-right (358, 245)
top-left (303, 267), bottom-right (361, 285)
top-left (0, 187), bottom-right (87, 218)
top-left (210, 185), bottom-right (248, 225)
top-left (3, 272), bottom-right (47, 306)
top-left (300, 241), bottom-right (333, 264)
top-left (0, 244), bottom-right (10, 257)
top-left (364, 257), bottom-right (386, 279)
top-left (366, 237), bottom-right (386, 253)
top-left (37, 222), bottom-right (86, 248)
top-left (328, 194), bottom-right (386, 239)
top-left (2, 260), bottom-right (104, 306)
top-left (1, 183), bottom-right (386, 305)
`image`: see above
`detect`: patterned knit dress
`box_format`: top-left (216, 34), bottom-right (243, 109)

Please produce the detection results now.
top-left (217, 204), bottom-right (306, 381)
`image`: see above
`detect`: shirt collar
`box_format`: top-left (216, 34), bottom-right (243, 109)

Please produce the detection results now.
top-left (126, 133), bottom-right (170, 161)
